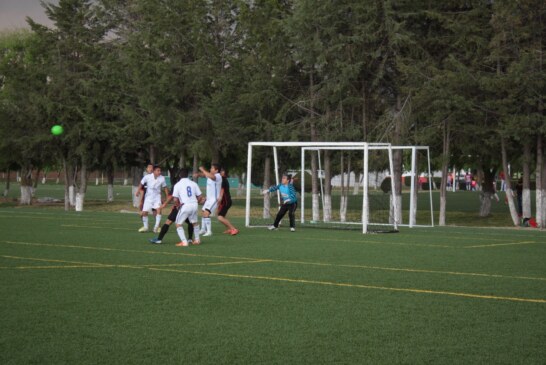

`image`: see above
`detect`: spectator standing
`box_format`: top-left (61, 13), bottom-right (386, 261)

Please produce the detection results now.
top-left (464, 171), bottom-right (472, 191)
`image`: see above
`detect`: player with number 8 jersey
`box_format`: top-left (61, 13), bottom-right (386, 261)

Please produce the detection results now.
top-left (171, 169), bottom-right (203, 246)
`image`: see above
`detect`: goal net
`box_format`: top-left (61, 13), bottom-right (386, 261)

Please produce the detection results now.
top-left (245, 142), bottom-right (415, 233)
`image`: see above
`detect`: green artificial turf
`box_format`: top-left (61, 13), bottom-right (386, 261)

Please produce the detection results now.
top-left (1, 207), bottom-right (545, 364)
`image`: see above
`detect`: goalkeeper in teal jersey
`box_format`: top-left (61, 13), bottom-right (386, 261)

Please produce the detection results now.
top-left (261, 173), bottom-right (298, 232)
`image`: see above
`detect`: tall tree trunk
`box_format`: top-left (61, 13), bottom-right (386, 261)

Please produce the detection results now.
top-left (263, 155), bottom-right (271, 219)
top-left (323, 150), bottom-right (332, 222)
top-left (353, 173), bottom-right (362, 195)
top-left (342, 154), bottom-right (351, 221)
top-left (362, 84), bottom-right (368, 141)
top-left (479, 168), bottom-right (495, 217)
top-left (19, 166), bottom-right (33, 205)
top-left (31, 168), bottom-right (40, 198)
top-left (540, 140), bottom-right (546, 229)
top-left (3, 169), bottom-right (10, 197)
top-left (537, 27), bottom-right (544, 228)
top-left (410, 153), bottom-right (419, 226)
top-left (391, 150), bottom-right (402, 225)
top-left (355, 82), bottom-right (366, 197)
top-left (63, 157), bottom-right (73, 211)
top-left (179, 151), bottom-right (186, 169)
top-left (479, 189), bottom-right (492, 217)
top-left (391, 96), bottom-right (404, 225)
top-left (340, 154), bottom-right (347, 222)
top-left (311, 149), bottom-right (320, 222)
top-left (309, 73), bottom-right (320, 222)
top-left (75, 160), bottom-right (87, 212)
top-left (211, 147), bottom-right (220, 165)
top-left (339, 152), bottom-right (351, 222)
top-left (107, 166), bottom-right (114, 203)
top-left (501, 138), bottom-right (520, 225)
top-left (68, 163), bottom-right (77, 207)
top-left (439, 119), bottom-right (450, 226)
top-left (211, 150), bottom-right (220, 163)
top-left (537, 135), bottom-right (545, 228)
top-left (131, 166), bottom-right (141, 208)
top-left (149, 145), bottom-right (156, 164)
top-left (475, 167), bottom-right (484, 192)
top-left (192, 154), bottom-right (199, 179)
top-left (522, 140), bottom-right (532, 218)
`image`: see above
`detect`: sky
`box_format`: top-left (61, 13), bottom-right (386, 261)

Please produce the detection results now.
top-left (0, 0), bottom-right (55, 31)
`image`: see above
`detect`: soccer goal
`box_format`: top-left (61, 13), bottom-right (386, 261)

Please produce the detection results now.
top-left (245, 142), bottom-right (422, 233)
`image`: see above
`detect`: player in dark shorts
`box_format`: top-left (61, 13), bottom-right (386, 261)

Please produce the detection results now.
top-left (149, 170), bottom-right (194, 244)
top-left (218, 167), bottom-right (238, 235)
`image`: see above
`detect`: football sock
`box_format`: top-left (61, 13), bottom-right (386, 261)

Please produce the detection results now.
top-left (142, 216), bottom-right (149, 229)
top-left (176, 226), bottom-right (187, 243)
top-left (158, 224), bottom-right (170, 240)
top-left (193, 225), bottom-right (200, 241)
top-left (204, 217), bottom-right (212, 233)
top-left (154, 214), bottom-right (162, 229)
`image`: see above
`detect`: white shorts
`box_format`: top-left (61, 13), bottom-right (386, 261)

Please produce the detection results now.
top-left (142, 195), bottom-right (162, 212)
top-left (176, 203), bottom-right (199, 225)
top-left (202, 198), bottom-right (218, 215)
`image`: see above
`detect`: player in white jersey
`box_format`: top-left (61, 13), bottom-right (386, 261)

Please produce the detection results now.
top-left (172, 168), bottom-right (204, 246)
top-left (136, 163), bottom-right (153, 212)
top-left (137, 165), bottom-right (169, 233)
top-left (195, 163), bottom-right (222, 236)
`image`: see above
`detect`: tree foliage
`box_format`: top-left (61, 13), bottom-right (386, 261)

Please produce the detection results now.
top-left (0, 0), bottom-right (544, 220)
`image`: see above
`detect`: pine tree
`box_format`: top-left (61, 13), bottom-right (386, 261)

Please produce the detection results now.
top-left (30, 0), bottom-right (111, 211)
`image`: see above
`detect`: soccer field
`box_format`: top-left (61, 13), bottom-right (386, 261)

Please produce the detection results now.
top-left (1, 207), bottom-right (545, 364)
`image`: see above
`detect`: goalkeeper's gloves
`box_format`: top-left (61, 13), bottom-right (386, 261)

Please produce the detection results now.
top-left (261, 189), bottom-right (269, 195)
top-left (283, 199), bottom-right (291, 204)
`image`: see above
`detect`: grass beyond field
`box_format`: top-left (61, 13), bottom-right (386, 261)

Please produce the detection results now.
top-left (1, 206), bottom-right (545, 364)
top-left (0, 181), bottom-right (529, 226)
